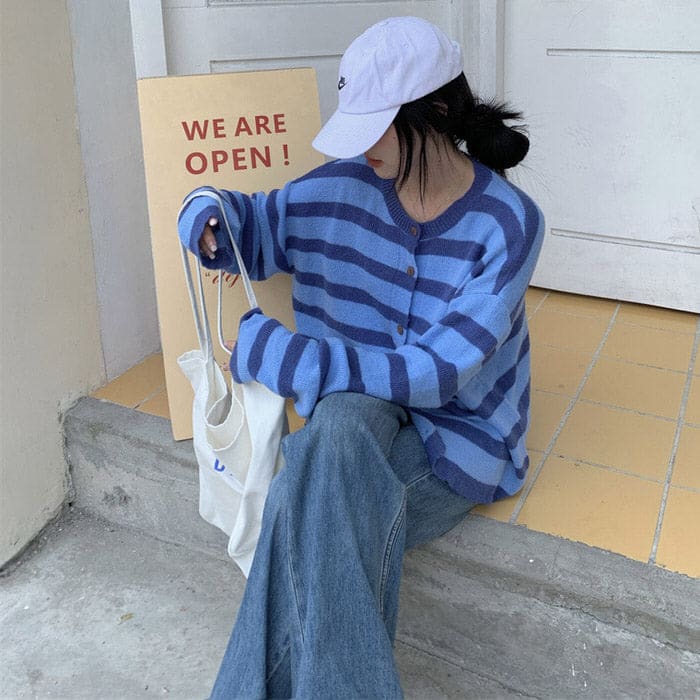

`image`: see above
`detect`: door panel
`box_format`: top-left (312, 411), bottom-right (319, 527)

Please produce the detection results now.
top-left (504, 1), bottom-right (700, 311)
top-left (161, 1), bottom-right (463, 127)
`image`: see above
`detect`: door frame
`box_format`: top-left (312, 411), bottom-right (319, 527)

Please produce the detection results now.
top-left (129, 0), bottom-right (167, 79)
top-left (128, 0), bottom-right (504, 92)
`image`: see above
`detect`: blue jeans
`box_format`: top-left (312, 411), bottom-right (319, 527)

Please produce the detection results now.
top-left (210, 392), bottom-right (474, 699)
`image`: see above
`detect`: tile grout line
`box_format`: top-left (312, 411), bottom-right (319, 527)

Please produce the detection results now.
top-left (509, 303), bottom-right (621, 524)
top-left (527, 289), bottom-right (549, 319)
top-left (648, 318), bottom-right (700, 564)
top-left (534, 341), bottom-right (691, 374)
top-left (564, 397), bottom-right (680, 423)
top-left (605, 319), bottom-right (697, 336)
top-left (531, 304), bottom-right (696, 332)
top-left (533, 387), bottom-right (683, 424)
top-left (134, 384), bottom-right (167, 409)
top-left (542, 453), bottom-right (700, 492)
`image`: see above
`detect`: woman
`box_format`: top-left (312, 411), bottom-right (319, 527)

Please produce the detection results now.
top-left (179, 16), bottom-right (544, 699)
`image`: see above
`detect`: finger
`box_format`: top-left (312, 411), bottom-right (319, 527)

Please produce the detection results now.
top-left (205, 217), bottom-right (219, 255)
top-left (203, 228), bottom-right (217, 253)
top-left (224, 339), bottom-right (234, 351)
top-left (199, 225), bottom-right (217, 259)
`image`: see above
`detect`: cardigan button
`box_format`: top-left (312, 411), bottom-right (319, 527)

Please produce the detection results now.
top-left (410, 226), bottom-right (418, 236)
top-left (397, 325), bottom-right (404, 335)
top-left (407, 265), bottom-right (415, 277)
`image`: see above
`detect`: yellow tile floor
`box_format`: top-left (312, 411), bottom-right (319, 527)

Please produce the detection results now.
top-left (92, 288), bottom-right (700, 579)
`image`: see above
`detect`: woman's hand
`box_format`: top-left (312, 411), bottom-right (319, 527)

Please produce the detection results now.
top-left (199, 217), bottom-right (219, 260)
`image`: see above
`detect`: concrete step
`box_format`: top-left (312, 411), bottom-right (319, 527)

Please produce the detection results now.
top-left (1, 507), bottom-right (516, 700)
top-left (56, 396), bottom-right (700, 698)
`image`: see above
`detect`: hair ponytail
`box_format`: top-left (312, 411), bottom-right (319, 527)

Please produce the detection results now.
top-left (462, 99), bottom-right (529, 176)
top-left (394, 73), bottom-right (530, 187)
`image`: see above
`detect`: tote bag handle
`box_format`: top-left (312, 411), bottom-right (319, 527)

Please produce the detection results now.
top-left (178, 189), bottom-right (258, 358)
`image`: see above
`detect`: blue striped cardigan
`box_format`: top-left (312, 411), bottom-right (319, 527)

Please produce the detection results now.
top-left (178, 157), bottom-right (544, 503)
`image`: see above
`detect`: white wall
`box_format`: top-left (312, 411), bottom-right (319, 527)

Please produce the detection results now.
top-left (67, 0), bottom-right (160, 380)
top-left (0, 1), bottom-right (105, 565)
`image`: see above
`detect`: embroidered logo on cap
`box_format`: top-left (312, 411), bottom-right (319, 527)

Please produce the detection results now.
top-left (338, 76), bottom-right (347, 90)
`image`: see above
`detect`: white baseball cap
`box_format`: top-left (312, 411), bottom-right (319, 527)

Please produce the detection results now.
top-left (312, 16), bottom-right (463, 159)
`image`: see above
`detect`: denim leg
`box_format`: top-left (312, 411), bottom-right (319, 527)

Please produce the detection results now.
top-left (210, 392), bottom-right (474, 699)
top-left (210, 468), bottom-right (295, 700)
top-left (379, 417), bottom-right (475, 641)
top-left (284, 392), bottom-right (409, 699)
top-left (388, 424), bottom-right (476, 551)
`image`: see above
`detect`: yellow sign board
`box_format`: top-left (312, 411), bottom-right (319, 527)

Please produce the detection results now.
top-left (137, 69), bottom-right (323, 439)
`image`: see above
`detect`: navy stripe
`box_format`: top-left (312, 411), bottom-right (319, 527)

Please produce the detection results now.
top-left (294, 159), bottom-right (374, 185)
top-left (420, 344), bottom-right (458, 405)
top-left (482, 190), bottom-right (542, 294)
top-left (414, 277), bottom-right (459, 302)
top-left (388, 353), bottom-right (410, 404)
top-left (494, 189), bottom-right (542, 293)
top-left (288, 202), bottom-right (407, 248)
top-left (287, 237), bottom-right (413, 292)
top-left (264, 190), bottom-right (292, 274)
top-left (430, 414), bottom-right (510, 461)
top-left (469, 260), bottom-right (485, 280)
top-left (494, 397), bottom-right (530, 454)
top-left (519, 378), bottom-right (530, 412)
top-left (295, 270), bottom-right (404, 325)
top-left (513, 452), bottom-right (529, 481)
top-left (514, 378), bottom-right (531, 428)
top-left (473, 331), bottom-right (528, 422)
top-left (510, 294), bottom-right (526, 324)
top-left (516, 187), bottom-right (542, 244)
top-left (278, 334), bottom-right (308, 399)
top-left (229, 343), bottom-right (242, 383)
top-left (417, 238), bottom-right (486, 261)
top-left (318, 339), bottom-right (331, 385)
top-left (506, 381), bottom-right (531, 462)
top-left (470, 161), bottom-right (493, 199)
top-left (239, 195), bottom-right (257, 273)
top-left (511, 302), bottom-right (525, 334)
top-left (247, 318), bottom-right (279, 378)
top-left (407, 315), bottom-right (431, 336)
top-left (503, 307), bottom-right (524, 344)
top-left (475, 376), bottom-right (510, 420)
top-left (423, 428), bottom-right (446, 458)
top-left (441, 314), bottom-right (498, 358)
top-left (345, 347), bottom-right (366, 394)
top-left (476, 194), bottom-right (524, 294)
top-left (293, 298), bottom-right (395, 348)
top-left (432, 456), bottom-right (501, 504)
top-left (518, 330), bottom-right (530, 361)
top-left (504, 422), bottom-right (525, 452)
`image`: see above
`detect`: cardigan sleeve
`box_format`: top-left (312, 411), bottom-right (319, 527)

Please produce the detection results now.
top-left (230, 288), bottom-right (515, 418)
top-left (177, 185), bottom-right (293, 280)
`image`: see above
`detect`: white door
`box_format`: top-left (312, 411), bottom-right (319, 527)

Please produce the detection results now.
top-left (133, 0), bottom-right (468, 142)
top-left (504, 0), bottom-right (700, 312)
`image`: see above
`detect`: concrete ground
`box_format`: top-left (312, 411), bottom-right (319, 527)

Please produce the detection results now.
top-left (1, 507), bottom-right (238, 700)
top-left (2, 503), bottom-right (699, 700)
top-left (1, 509), bottom-right (523, 700)
top-left (2, 397), bottom-right (699, 699)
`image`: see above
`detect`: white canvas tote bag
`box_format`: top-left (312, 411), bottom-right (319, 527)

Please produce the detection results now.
top-left (177, 190), bottom-right (288, 577)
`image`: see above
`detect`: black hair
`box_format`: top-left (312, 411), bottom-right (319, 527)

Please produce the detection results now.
top-left (393, 72), bottom-right (529, 193)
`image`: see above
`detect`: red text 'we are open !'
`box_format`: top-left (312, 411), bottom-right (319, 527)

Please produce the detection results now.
top-left (181, 114), bottom-right (289, 175)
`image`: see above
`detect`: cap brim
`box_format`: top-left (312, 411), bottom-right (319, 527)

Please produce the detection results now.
top-left (312, 105), bottom-right (400, 159)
